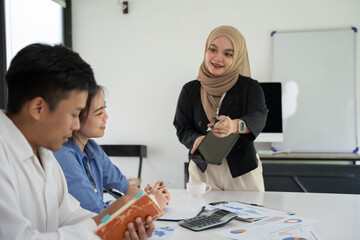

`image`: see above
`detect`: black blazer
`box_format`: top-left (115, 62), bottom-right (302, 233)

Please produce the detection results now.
top-left (173, 75), bottom-right (268, 177)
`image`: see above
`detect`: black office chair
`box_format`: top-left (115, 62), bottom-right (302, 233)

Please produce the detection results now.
top-left (262, 163), bottom-right (360, 194)
top-left (100, 145), bottom-right (147, 187)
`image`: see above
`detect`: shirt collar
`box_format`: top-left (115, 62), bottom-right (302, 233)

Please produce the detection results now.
top-left (67, 137), bottom-right (95, 160)
top-left (0, 111), bottom-right (34, 162)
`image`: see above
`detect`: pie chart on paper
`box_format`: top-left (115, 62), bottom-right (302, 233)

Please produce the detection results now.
top-left (230, 229), bottom-right (246, 234)
top-left (284, 219), bottom-right (303, 223)
top-left (282, 237), bottom-right (308, 240)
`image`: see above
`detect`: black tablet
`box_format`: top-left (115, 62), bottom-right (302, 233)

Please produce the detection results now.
top-left (192, 132), bottom-right (240, 165)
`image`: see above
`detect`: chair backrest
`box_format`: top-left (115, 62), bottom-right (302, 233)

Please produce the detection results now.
top-left (100, 145), bottom-right (147, 179)
top-left (100, 145), bottom-right (147, 158)
top-left (263, 163), bottom-right (360, 194)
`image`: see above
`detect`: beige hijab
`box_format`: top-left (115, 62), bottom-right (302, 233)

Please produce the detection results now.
top-left (197, 25), bottom-right (251, 122)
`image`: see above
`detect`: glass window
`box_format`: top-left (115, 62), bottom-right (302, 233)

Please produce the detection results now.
top-left (5, 0), bottom-right (63, 68)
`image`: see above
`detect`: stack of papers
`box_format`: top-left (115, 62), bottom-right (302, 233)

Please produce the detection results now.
top-left (203, 201), bottom-right (321, 239)
top-left (216, 215), bottom-right (321, 240)
top-left (205, 201), bottom-right (293, 222)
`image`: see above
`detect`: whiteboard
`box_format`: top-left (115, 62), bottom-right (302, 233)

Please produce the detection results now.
top-left (271, 28), bottom-right (358, 152)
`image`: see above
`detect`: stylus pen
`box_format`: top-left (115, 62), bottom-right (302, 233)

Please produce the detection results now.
top-left (106, 188), bottom-right (124, 197)
top-left (207, 116), bottom-right (230, 131)
top-left (146, 182), bottom-right (170, 194)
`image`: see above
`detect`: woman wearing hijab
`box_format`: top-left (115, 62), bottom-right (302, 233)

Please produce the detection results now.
top-left (173, 25), bottom-right (268, 191)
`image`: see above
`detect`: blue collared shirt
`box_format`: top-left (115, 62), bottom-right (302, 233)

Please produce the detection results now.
top-left (54, 138), bottom-right (130, 214)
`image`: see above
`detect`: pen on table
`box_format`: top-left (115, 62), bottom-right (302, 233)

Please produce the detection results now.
top-left (207, 116), bottom-right (230, 131)
top-left (209, 201), bottom-right (228, 205)
top-left (237, 201), bottom-right (296, 215)
top-left (196, 206), bottom-right (205, 216)
top-left (146, 182), bottom-right (170, 194)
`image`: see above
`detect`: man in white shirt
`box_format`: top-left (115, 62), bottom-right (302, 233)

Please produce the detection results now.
top-left (0, 43), bottom-right (154, 240)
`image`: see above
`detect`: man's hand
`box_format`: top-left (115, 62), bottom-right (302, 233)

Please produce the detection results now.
top-left (124, 216), bottom-right (155, 240)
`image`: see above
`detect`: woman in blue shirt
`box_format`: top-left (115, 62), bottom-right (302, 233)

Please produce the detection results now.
top-left (54, 85), bottom-right (170, 214)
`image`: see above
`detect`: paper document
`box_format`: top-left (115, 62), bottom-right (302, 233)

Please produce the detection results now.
top-left (216, 215), bottom-right (320, 240)
top-left (266, 225), bottom-right (322, 240)
top-left (205, 201), bottom-right (292, 222)
top-left (158, 206), bottom-right (203, 221)
top-left (149, 226), bottom-right (178, 240)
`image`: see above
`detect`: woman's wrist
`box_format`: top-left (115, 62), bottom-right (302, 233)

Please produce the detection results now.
top-left (233, 119), bottom-right (245, 133)
top-left (231, 119), bottom-right (239, 133)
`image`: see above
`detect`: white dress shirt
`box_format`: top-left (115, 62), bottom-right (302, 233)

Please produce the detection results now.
top-left (0, 111), bottom-right (101, 240)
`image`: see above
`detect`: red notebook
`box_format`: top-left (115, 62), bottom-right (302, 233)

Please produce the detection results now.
top-left (95, 192), bottom-right (163, 240)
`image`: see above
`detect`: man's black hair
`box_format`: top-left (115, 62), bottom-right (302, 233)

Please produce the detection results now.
top-left (5, 43), bottom-right (97, 114)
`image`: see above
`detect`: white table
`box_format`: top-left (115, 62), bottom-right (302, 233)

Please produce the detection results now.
top-left (155, 189), bottom-right (360, 240)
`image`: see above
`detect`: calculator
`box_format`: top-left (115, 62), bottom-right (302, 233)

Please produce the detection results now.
top-left (178, 208), bottom-right (237, 231)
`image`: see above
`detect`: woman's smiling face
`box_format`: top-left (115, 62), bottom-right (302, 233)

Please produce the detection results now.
top-left (78, 91), bottom-right (108, 140)
top-left (205, 36), bottom-right (234, 76)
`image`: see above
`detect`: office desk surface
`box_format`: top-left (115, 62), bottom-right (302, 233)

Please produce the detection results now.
top-left (259, 152), bottom-right (360, 160)
top-left (156, 189), bottom-right (360, 240)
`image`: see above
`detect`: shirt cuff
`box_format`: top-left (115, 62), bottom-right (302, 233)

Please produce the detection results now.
top-left (76, 218), bottom-right (101, 240)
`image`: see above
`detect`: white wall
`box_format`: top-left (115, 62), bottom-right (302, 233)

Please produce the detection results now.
top-left (72, 0), bottom-right (360, 188)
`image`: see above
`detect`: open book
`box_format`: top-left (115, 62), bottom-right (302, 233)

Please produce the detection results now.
top-left (95, 191), bottom-right (164, 240)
